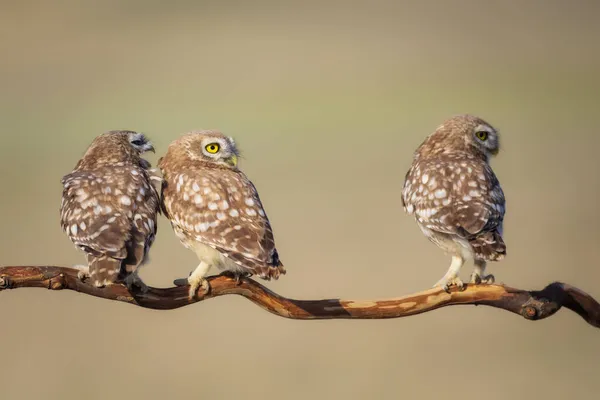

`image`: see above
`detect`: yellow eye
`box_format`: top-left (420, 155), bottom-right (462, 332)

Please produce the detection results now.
top-left (475, 131), bottom-right (488, 141)
top-left (205, 143), bottom-right (220, 154)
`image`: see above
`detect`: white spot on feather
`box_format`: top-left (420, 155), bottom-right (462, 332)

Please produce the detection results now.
top-left (434, 189), bottom-right (447, 199)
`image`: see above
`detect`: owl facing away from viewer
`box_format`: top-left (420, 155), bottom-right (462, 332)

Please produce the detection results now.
top-left (159, 130), bottom-right (285, 300)
top-left (401, 115), bottom-right (506, 291)
top-left (60, 131), bottom-right (160, 291)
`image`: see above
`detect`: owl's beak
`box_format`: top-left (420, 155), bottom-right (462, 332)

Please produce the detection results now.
top-left (226, 154), bottom-right (238, 167)
top-left (146, 144), bottom-right (156, 153)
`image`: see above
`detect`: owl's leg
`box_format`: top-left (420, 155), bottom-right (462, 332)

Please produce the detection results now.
top-left (88, 255), bottom-right (121, 288)
top-left (434, 255), bottom-right (465, 292)
top-left (470, 259), bottom-right (495, 284)
top-left (174, 261), bottom-right (211, 300)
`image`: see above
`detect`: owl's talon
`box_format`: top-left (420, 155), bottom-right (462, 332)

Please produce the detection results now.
top-left (124, 274), bottom-right (149, 294)
top-left (173, 278), bottom-right (188, 287)
top-left (470, 273), bottom-right (495, 285)
top-left (72, 265), bottom-right (90, 282)
top-left (187, 276), bottom-right (210, 300)
top-left (434, 276), bottom-right (464, 292)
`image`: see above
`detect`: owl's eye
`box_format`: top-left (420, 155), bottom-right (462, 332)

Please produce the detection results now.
top-left (205, 143), bottom-right (220, 154)
top-left (475, 131), bottom-right (488, 141)
top-left (131, 139), bottom-right (145, 146)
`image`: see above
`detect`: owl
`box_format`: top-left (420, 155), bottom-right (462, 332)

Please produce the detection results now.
top-left (60, 130), bottom-right (160, 291)
top-left (401, 115), bottom-right (506, 291)
top-left (158, 130), bottom-right (285, 299)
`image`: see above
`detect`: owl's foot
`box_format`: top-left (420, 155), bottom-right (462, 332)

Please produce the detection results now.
top-left (221, 270), bottom-right (251, 285)
top-left (186, 276), bottom-right (210, 300)
top-left (470, 272), bottom-right (495, 285)
top-left (72, 265), bottom-right (90, 282)
top-left (124, 273), bottom-right (149, 294)
top-left (434, 275), bottom-right (464, 293)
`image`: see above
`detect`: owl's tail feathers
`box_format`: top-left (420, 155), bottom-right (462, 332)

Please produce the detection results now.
top-left (87, 255), bottom-right (122, 287)
top-left (256, 249), bottom-right (286, 281)
top-left (470, 231), bottom-right (506, 262)
top-left (266, 262), bottom-right (286, 280)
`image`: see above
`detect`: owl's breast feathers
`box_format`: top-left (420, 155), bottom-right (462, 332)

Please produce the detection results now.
top-left (402, 155), bottom-right (506, 261)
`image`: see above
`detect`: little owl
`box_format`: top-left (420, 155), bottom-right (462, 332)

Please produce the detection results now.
top-left (158, 130), bottom-right (285, 299)
top-left (401, 115), bottom-right (506, 291)
top-left (60, 130), bottom-right (160, 291)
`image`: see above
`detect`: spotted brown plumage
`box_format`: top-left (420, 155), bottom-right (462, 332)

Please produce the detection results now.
top-left (60, 130), bottom-right (160, 290)
top-left (159, 130), bottom-right (285, 299)
top-left (401, 115), bottom-right (506, 291)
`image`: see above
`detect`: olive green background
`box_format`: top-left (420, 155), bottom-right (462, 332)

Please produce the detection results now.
top-left (1, 1), bottom-right (598, 399)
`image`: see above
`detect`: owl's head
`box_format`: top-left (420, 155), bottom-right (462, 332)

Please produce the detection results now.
top-left (465, 118), bottom-right (499, 157)
top-left (420, 115), bottom-right (500, 160)
top-left (173, 130), bottom-right (240, 169)
top-left (78, 130), bottom-right (155, 169)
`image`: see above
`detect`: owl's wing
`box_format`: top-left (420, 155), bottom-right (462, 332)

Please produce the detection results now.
top-left (453, 163), bottom-right (505, 237)
top-left (60, 167), bottom-right (159, 262)
top-left (163, 169), bottom-right (283, 278)
top-left (61, 171), bottom-right (130, 259)
top-left (405, 160), bottom-right (505, 237)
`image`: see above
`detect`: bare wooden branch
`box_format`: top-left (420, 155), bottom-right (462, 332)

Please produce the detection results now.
top-left (0, 266), bottom-right (598, 328)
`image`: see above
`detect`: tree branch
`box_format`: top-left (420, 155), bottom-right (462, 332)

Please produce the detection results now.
top-left (0, 266), bottom-right (598, 328)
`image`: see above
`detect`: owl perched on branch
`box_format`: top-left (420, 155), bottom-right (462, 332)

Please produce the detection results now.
top-left (60, 131), bottom-right (160, 291)
top-left (401, 115), bottom-right (506, 291)
top-left (159, 130), bottom-right (285, 300)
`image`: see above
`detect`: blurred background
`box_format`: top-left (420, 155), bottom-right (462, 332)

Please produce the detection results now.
top-left (1, 0), bottom-right (598, 399)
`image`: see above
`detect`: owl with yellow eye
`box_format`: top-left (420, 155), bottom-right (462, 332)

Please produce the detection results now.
top-left (159, 130), bottom-right (285, 299)
top-left (401, 115), bottom-right (506, 291)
